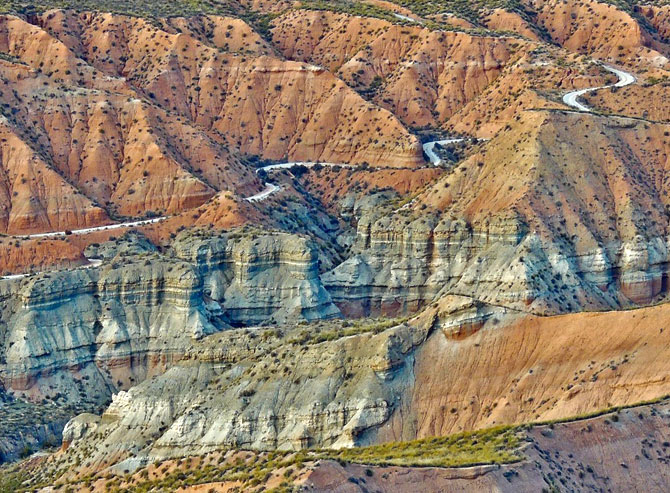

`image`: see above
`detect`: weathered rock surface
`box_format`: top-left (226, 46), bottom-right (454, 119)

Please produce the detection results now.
top-left (271, 9), bottom-right (608, 138)
top-left (323, 207), bottom-right (563, 316)
top-left (325, 110), bottom-right (670, 317)
top-left (0, 9), bottom-right (424, 234)
top-left (5, 0), bottom-right (670, 486)
top-left (0, 229), bottom-right (339, 409)
top-left (8, 396), bottom-right (670, 490)
top-left (38, 298), bottom-right (670, 479)
top-left (46, 320), bottom-right (426, 476)
top-left (173, 229), bottom-right (341, 325)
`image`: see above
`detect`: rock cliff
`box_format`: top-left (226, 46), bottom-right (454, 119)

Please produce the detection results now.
top-left (49, 320), bottom-right (426, 476)
top-left (32, 298), bottom-right (670, 481)
top-left (0, 229), bottom-right (339, 410)
top-left (324, 110), bottom-right (670, 317)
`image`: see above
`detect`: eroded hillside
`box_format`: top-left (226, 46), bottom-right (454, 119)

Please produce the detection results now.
top-left (2, 0), bottom-right (670, 491)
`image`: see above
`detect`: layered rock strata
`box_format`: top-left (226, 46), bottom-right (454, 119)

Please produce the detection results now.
top-left (55, 321), bottom-right (426, 475)
top-left (325, 111), bottom-right (670, 317)
top-left (0, 230), bottom-right (340, 407)
top-left (45, 299), bottom-right (670, 478)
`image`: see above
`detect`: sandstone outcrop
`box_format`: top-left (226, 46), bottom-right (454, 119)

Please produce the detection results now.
top-left (325, 109), bottom-right (670, 317)
top-left (4, 2), bottom-right (670, 488)
top-left (172, 228), bottom-right (341, 325)
top-left (42, 320), bottom-right (426, 476)
top-left (8, 396), bottom-right (670, 490)
top-left (322, 208), bottom-right (566, 317)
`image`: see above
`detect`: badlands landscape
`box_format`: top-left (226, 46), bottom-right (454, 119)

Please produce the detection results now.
top-left (2, 0), bottom-right (670, 491)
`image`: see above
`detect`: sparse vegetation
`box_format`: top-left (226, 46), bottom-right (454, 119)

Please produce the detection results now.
top-left (0, 0), bottom-right (276, 40)
top-left (0, 0), bottom-right (236, 19)
top-left (318, 425), bottom-right (522, 468)
top-left (0, 425), bottom-right (523, 492)
top-left (288, 317), bottom-right (409, 345)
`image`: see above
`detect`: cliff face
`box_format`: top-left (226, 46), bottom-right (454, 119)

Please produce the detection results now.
top-left (5, 0), bottom-right (670, 485)
top-left (36, 299), bottom-right (670, 481)
top-left (173, 230), bottom-right (341, 325)
top-left (324, 110), bottom-right (670, 317)
top-left (51, 321), bottom-right (426, 476)
top-left (322, 204), bottom-right (670, 317)
top-left (323, 209), bottom-right (557, 317)
top-left (9, 395), bottom-right (670, 490)
top-left (0, 230), bottom-right (339, 409)
top-left (1, 255), bottom-right (211, 403)
top-left (438, 110), bottom-right (670, 308)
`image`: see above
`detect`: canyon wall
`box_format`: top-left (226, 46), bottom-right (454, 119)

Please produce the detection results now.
top-left (0, 230), bottom-right (340, 409)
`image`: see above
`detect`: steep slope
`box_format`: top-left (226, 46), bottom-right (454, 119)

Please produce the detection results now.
top-left (304, 400), bottom-right (670, 492)
top-left (324, 109), bottom-right (670, 317)
top-left (0, 229), bottom-right (340, 406)
top-left (34, 10), bottom-right (422, 167)
top-left (638, 4), bottom-right (670, 42)
top-left (271, 9), bottom-right (607, 136)
top-left (5, 398), bottom-right (670, 491)
top-left (13, 298), bottom-right (670, 483)
top-left (0, 115), bottom-right (110, 234)
top-left (0, 9), bottom-right (425, 233)
top-left (520, 0), bottom-right (669, 66)
top-left (273, 10), bottom-right (526, 129)
top-left (299, 165), bottom-right (444, 214)
top-left (445, 52), bottom-right (610, 137)
top-left (480, 8), bottom-right (543, 41)
top-left (423, 110), bottom-right (670, 247)
top-left (425, 109), bottom-right (670, 307)
top-left (4, 3), bottom-right (670, 490)
top-left (0, 12), bottom-right (258, 231)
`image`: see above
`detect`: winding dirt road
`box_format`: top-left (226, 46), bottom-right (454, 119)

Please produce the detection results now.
top-left (562, 64), bottom-right (635, 112)
top-left (422, 139), bottom-right (466, 165)
top-left (244, 162), bottom-right (354, 202)
top-left (20, 217), bottom-right (166, 239)
top-left (4, 63), bottom-right (636, 240)
top-left (245, 138), bottom-right (468, 203)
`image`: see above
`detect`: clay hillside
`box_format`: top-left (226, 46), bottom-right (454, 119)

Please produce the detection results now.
top-left (3, 0), bottom-right (670, 492)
